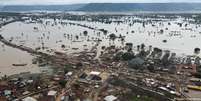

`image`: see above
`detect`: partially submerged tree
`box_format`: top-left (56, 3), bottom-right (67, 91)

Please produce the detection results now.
top-left (109, 33), bottom-right (117, 41)
top-left (194, 48), bottom-right (200, 55)
top-left (83, 30), bottom-right (88, 36)
top-left (0, 34), bottom-right (4, 40)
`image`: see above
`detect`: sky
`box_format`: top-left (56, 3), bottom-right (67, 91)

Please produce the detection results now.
top-left (1, 0), bottom-right (201, 5)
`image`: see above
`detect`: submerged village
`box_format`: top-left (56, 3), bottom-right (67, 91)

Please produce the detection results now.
top-left (0, 12), bottom-right (201, 101)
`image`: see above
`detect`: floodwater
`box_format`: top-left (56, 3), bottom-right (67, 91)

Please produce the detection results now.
top-left (0, 15), bottom-right (201, 76)
top-left (0, 42), bottom-right (40, 77)
top-left (0, 19), bottom-right (98, 54)
top-left (69, 17), bottom-right (201, 55)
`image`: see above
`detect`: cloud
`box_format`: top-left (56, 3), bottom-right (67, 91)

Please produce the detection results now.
top-left (1, 0), bottom-right (201, 5)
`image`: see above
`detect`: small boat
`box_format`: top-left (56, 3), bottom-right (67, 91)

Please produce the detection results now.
top-left (72, 40), bottom-right (82, 42)
top-left (187, 85), bottom-right (201, 91)
top-left (72, 48), bottom-right (79, 50)
top-left (12, 63), bottom-right (27, 66)
top-left (55, 51), bottom-right (64, 55)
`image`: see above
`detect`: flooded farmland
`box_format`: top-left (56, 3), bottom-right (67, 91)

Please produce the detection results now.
top-left (0, 12), bottom-right (201, 101)
top-left (2, 1), bottom-right (201, 100)
top-left (0, 14), bottom-right (201, 77)
top-left (68, 16), bottom-right (201, 55)
top-left (1, 15), bottom-right (201, 54)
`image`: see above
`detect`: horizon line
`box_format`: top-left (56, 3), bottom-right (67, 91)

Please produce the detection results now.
top-left (1, 2), bottom-right (201, 6)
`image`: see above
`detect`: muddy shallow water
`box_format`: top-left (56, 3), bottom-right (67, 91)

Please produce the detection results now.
top-left (0, 42), bottom-right (40, 77)
top-left (0, 16), bottom-right (201, 77)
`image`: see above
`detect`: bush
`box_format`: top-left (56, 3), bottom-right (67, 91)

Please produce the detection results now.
top-left (122, 52), bottom-right (135, 61)
top-left (109, 33), bottom-right (117, 41)
top-left (83, 31), bottom-right (88, 36)
top-left (64, 64), bottom-right (73, 73)
top-left (59, 80), bottom-right (67, 88)
top-left (132, 96), bottom-right (155, 101)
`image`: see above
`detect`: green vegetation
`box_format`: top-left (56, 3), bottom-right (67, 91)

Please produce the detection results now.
top-left (114, 52), bottom-right (135, 61)
top-left (76, 62), bottom-right (83, 68)
top-left (122, 52), bottom-right (135, 61)
top-left (132, 96), bottom-right (155, 101)
top-left (64, 64), bottom-right (73, 74)
top-left (83, 30), bottom-right (88, 36)
top-left (113, 52), bottom-right (123, 61)
top-left (109, 33), bottom-right (117, 41)
top-left (0, 35), bottom-right (4, 40)
top-left (59, 80), bottom-right (67, 88)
